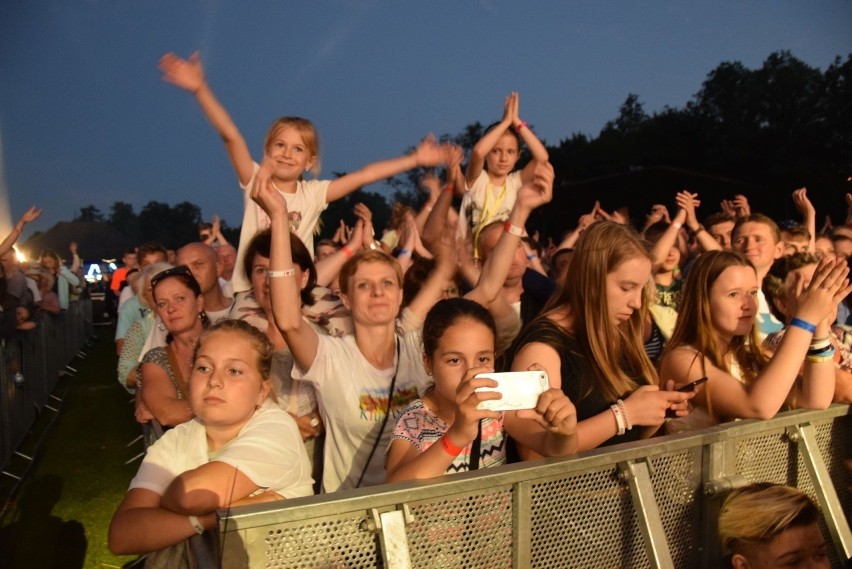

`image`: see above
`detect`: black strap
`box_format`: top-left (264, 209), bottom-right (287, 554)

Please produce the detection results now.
top-left (469, 420), bottom-right (483, 471)
top-left (355, 337), bottom-right (400, 488)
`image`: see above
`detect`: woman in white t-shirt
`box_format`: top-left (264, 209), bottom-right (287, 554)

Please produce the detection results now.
top-left (109, 319), bottom-right (312, 557)
top-left (252, 158), bottom-right (557, 493)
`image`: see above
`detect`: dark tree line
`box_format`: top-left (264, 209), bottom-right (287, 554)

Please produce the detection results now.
top-left (74, 51), bottom-right (852, 248)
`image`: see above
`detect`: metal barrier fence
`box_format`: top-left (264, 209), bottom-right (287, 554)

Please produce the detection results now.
top-left (219, 405), bottom-right (851, 569)
top-left (0, 299), bottom-right (93, 470)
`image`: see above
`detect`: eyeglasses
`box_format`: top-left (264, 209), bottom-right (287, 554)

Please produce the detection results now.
top-left (150, 265), bottom-right (194, 289)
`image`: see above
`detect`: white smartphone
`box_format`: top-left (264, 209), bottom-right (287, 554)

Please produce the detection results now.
top-left (474, 370), bottom-right (550, 411)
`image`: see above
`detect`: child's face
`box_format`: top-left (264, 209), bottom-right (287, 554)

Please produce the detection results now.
top-left (427, 319), bottom-right (495, 403)
top-left (485, 133), bottom-right (520, 177)
top-left (266, 126), bottom-right (317, 181)
top-left (189, 330), bottom-right (270, 427)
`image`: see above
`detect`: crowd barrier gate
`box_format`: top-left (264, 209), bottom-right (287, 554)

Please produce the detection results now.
top-left (219, 405), bottom-right (851, 569)
top-left (0, 300), bottom-right (93, 471)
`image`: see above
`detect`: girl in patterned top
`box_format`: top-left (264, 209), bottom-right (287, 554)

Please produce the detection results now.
top-left (385, 298), bottom-right (578, 482)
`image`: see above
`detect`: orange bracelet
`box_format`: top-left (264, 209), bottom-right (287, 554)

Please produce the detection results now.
top-left (439, 434), bottom-right (464, 456)
top-left (341, 245), bottom-right (354, 259)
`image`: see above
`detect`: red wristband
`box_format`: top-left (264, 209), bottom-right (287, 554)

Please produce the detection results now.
top-left (515, 121), bottom-right (528, 132)
top-left (341, 245), bottom-right (354, 259)
top-left (504, 221), bottom-right (524, 236)
top-left (443, 183), bottom-right (454, 194)
top-left (439, 434), bottom-right (464, 456)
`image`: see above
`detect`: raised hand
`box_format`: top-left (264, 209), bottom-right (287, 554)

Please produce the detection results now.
top-left (250, 159), bottom-right (288, 220)
top-left (645, 204), bottom-right (668, 226)
top-left (732, 194), bottom-right (750, 217)
top-left (515, 161), bottom-right (554, 212)
top-left (19, 206), bottom-right (43, 226)
top-left (674, 190), bottom-right (701, 227)
top-left (792, 188), bottom-right (815, 218)
top-left (788, 257), bottom-right (852, 325)
top-left (158, 51), bottom-right (206, 94)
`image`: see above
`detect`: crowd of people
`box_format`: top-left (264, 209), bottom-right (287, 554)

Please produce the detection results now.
top-left (5, 50), bottom-right (845, 566)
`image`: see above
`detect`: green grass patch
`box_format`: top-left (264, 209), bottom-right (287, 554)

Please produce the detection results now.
top-left (0, 327), bottom-right (143, 569)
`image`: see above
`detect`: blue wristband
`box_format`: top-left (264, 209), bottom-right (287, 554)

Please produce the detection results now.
top-left (396, 248), bottom-right (411, 257)
top-left (790, 317), bottom-right (816, 334)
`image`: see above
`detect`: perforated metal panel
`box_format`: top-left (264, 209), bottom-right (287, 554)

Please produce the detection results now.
top-left (261, 514), bottom-right (379, 568)
top-left (407, 488), bottom-right (513, 568)
top-left (529, 467), bottom-right (649, 568)
top-left (221, 409), bottom-right (852, 569)
top-left (649, 449), bottom-right (702, 567)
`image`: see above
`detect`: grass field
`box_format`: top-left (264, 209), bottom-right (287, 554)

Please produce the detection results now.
top-left (0, 326), bottom-right (142, 569)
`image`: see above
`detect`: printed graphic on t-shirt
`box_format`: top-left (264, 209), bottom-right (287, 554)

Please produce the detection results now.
top-left (288, 211), bottom-right (302, 232)
top-left (359, 385), bottom-right (418, 421)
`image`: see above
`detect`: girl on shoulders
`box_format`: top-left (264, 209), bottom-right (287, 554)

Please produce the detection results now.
top-left (461, 92), bottom-right (549, 257)
top-left (158, 51), bottom-right (455, 293)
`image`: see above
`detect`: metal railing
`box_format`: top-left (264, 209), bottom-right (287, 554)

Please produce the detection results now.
top-left (0, 300), bottom-right (93, 471)
top-left (219, 405), bottom-right (852, 569)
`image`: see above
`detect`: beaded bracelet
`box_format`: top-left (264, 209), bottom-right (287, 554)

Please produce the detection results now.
top-left (616, 399), bottom-right (633, 431)
top-left (790, 317), bottom-right (816, 334)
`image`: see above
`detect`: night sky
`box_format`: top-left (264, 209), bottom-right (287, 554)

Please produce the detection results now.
top-left (1, 1), bottom-right (850, 243)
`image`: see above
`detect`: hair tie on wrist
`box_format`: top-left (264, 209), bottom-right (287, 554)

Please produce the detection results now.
top-left (790, 317), bottom-right (816, 334)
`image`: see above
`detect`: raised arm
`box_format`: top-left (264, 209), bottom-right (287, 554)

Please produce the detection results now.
top-left (314, 214), bottom-right (365, 287)
top-left (676, 190), bottom-right (720, 252)
top-left (0, 206), bottom-right (42, 258)
top-left (465, 93), bottom-right (515, 187)
top-left (792, 188), bottom-right (816, 253)
top-left (661, 259), bottom-right (850, 419)
top-left (326, 135), bottom-right (455, 202)
top-left (512, 93), bottom-right (550, 182)
top-left (466, 162), bottom-right (554, 309)
top-left (251, 160), bottom-right (320, 371)
top-left (159, 51), bottom-right (254, 185)
top-left (649, 208), bottom-right (685, 271)
top-left (421, 146), bottom-right (463, 248)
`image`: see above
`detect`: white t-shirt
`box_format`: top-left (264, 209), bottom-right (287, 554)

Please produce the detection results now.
top-left (458, 169), bottom-right (523, 241)
top-left (130, 400), bottom-right (313, 499)
top-left (233, 162), bottom-right (331, 293)
top-left (291, 327), bottom-right (430, 493)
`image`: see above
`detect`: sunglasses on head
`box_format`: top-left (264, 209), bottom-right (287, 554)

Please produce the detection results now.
top-left (150, 265), bottom-right (194, 289)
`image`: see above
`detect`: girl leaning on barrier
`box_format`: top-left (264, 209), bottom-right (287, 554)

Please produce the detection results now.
top-left (658, 250), bottom-right (850, 433)
top-left (109, 320), bottom-right (313, 562)
top-left (510, 221), bottom-right (694, 452)
top-left (384, 297), bottom-right (577, 482)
